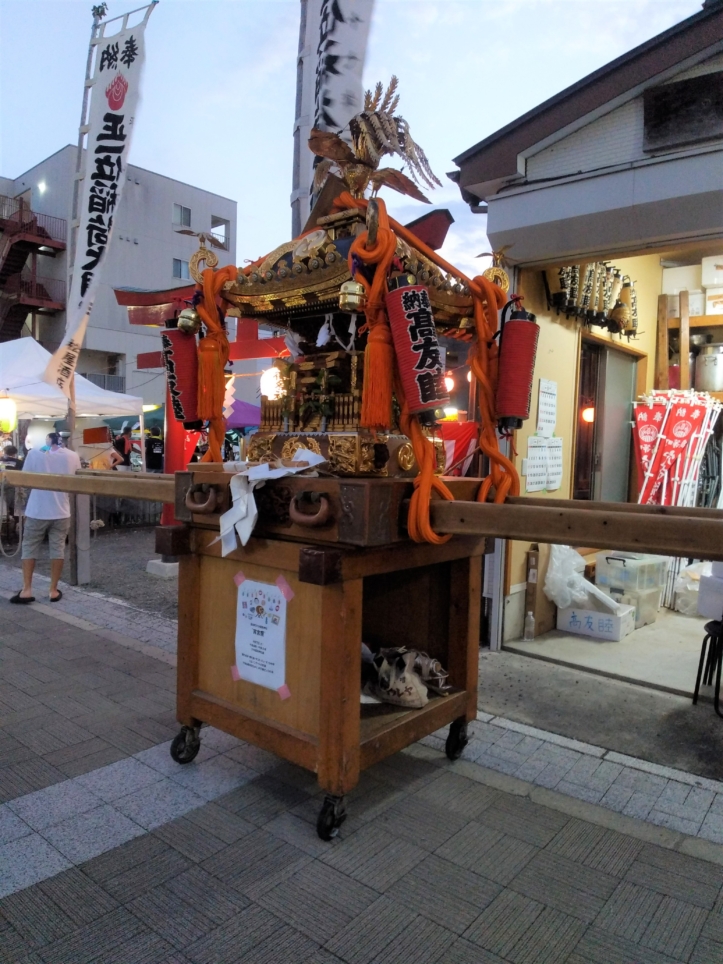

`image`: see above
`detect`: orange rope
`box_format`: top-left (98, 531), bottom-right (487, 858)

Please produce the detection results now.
top-left (339, 192), bottom-right (454, 543)
top-left (334, 191), bottom-right (520, 506)
top-left (196, 264), bottom-right (238, 463)
top-left (347, 201), bottom-right (397, 431)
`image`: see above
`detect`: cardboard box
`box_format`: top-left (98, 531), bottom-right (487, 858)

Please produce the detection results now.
top-left (662, 265), bottom-right (702, 294)
top-left (525, 544), bottom-right (557, 636)
top-left (705, 286), bottom-right (723, 315)
top-left (557, 604), bottom-right (636, 642)
top-left (698, 574), bottom-right (723, 619)
top-left (701, 256), bottom-right (723, 289)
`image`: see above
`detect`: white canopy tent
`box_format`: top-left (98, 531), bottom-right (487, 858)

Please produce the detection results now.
top-left (0, 337), bottom-right (142, 419)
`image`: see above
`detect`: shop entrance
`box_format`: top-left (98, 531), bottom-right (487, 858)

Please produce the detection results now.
top-left (573, 342), bottom-right (637, 503)
top-left (504, 248), bottom-right (723, 700)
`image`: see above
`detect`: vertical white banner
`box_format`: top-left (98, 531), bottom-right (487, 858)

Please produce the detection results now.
top-left (292, 0), bottom-right (374, 234)
top-left (45, 12), bottom-right (152, 395)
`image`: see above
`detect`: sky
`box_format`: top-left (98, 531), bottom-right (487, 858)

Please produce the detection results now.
top-left (0, 0), bottom-right (704, 278)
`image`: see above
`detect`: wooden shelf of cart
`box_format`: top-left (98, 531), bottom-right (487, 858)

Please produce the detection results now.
top-left (173, 517), bottom-right (484, 838)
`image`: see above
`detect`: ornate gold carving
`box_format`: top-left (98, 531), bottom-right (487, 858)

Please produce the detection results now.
top-left (328, 435), bottom-right (357, 475)
top-left (483, 265), bottom-right (510, 293)
top-left (434, 439), bottom-right (446, 474)
top-left (293, 229), bottom-right (328, 260)
top-left (189, 244), bottom-right (219, 284)
top-left (222, 259), bottom-right (351, 314)
top-left (280, 436), bottom-right (322, 460)
top-left (396, 442), bottom-right (416, 472)
top-left (247, 435), bottom-right (276, 463)
top-left (360, 435), bottom-right (388, 476)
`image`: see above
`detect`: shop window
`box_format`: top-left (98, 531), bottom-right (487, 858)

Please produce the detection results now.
top-left (173, 203), bottom-right (191, 227)
top-left (173, 258), bottom-right (190, 280)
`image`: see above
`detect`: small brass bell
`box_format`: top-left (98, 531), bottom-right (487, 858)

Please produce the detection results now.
top-left (177, 307), bottom-right (202, 335)
top-left (339, 280), bottom-right (366, 312)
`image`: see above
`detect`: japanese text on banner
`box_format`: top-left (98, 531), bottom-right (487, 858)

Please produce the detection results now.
top-left (44, 16), bottom-right (150, 396)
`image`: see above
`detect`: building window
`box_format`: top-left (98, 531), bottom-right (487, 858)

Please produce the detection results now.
top-left (210, 215), bottom-right (230, 250)
top-left (173, 259), bottom-right (190, 280)
top-left (173, 203), bottom-right (191, 227)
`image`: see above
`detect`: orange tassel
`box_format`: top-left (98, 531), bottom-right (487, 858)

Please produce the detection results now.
top-left (360, 323), bottom-right (394, 430)
top-left (194, 264), bottom-right (238, 462)
top-left (197, 337), bottom-right (224, 421)
top-left (344, 195), bottom-right (398, 432)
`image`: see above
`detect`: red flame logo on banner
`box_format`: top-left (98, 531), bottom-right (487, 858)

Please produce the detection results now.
top-left (105, 73), bottom-right (128, 111)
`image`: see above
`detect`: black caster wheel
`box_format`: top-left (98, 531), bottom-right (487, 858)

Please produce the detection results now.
top-left (316, 795), bottom-right (346, 841)
top-left (170, 726), bottom-right (201, 765)
top-left (445, 719), bottom-right (469, 761)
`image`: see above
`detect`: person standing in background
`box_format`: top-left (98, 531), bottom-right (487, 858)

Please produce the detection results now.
top-left (112, 425), bottom-right (134, 471)
top-left (10, 432), bottom-right (81, 604)
top-left (145, 426), bottom-right (164, 473)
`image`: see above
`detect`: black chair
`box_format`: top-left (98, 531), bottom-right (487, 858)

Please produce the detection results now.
top-left (693, 620), bottom-right (723, 717)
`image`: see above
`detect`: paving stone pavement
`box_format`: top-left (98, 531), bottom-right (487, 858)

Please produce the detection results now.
top-left (3, 599), bottom-right (723, 961)
top-left (421, 718), bottom-right (723, 846)
top-left (0, 565), bottom-right (177, 654)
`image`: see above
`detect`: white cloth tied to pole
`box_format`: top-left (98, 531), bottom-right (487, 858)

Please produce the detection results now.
top-left (214, 447), bottom-right (328, 556)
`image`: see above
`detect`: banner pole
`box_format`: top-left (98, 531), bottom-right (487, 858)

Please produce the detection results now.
top-left (68, 373), bottom-right (79, 585)
top-left (68, 5), bottom-right (106, 297)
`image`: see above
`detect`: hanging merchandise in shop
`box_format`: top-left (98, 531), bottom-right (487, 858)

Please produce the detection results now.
top-left (634, 390), bottom-right (722, 507)
top-left (544, 262), bottom-right (639, 338)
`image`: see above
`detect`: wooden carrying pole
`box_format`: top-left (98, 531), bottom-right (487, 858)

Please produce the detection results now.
top-left (1, 470), bottom-right (174, 503)
top-left (7, 468), bottom-right (723, 562)
top-left (426, 499), bottom-right (723, 561)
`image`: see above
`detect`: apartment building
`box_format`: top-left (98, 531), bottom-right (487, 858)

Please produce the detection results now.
top-left (0, 145), bottom-right (236, 404)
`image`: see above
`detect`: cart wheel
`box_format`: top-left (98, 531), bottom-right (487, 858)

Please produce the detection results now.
top-left (445, 719), bottom-right (469, 761)
top-left (170, 726), bottom-right (201, 765)
top-left (316, 795), bottom-right (346, 841)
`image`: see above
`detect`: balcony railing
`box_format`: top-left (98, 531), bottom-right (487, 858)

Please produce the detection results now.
top-left (82, 373), bottom-right (126, 394)
top-left (3, 272), bottom-right (66, 305)
top-left (0, 195), bottom-right (67, 244)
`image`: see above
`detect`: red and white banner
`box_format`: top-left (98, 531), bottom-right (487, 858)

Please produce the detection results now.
top-left (439, 421), bottom-right (479, 476)
top-left (45, 5), bottom-right (155, 396)
top-left (636, 392), bottom-right (721, 506)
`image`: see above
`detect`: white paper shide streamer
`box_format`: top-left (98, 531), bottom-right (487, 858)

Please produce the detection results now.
top-left (44, 17), bottom-right (150, 395)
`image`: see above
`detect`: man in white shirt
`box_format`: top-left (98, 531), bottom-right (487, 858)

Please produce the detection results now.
top-left (11, 433), bottom-right (81, 605)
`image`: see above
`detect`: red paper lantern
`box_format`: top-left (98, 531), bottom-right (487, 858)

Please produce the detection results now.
top-left (495, 306), bottom-right (539, 431)
top-left (161, 329), bottom-right (199, 424)
top-left (386, 285), bottom-right (449, 416)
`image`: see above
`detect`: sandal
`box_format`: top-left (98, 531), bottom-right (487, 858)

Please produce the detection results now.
top-left (9, 593), bottom-right (34, 605)
top-left (50, 591), bottom-right (63, 603)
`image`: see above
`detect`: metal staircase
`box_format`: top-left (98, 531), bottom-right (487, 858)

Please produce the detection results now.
top-left (0, 195), bottom-right (66, 342)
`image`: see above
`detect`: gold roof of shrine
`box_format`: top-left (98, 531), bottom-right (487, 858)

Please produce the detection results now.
top-left (219, 209), bottom-right (475, 327)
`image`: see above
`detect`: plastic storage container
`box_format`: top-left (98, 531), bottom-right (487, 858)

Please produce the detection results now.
top-left (600, 586), bottom-right (660, 629)
top-left (595, 552), bottom-right (666, 594)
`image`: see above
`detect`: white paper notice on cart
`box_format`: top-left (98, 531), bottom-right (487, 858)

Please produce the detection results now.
top-left (526, 437), bottom-right (549, 492)
top-left (537, 379), bottom-right (557, 438)
top-left (233, 576), bottom-right (290, 694)
top-left (546, 437), bottom-right (563, 491)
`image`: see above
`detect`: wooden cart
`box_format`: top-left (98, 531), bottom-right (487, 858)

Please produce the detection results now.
top-left (166, 471), bottom-right (485, 838)
top-left (10, 465), bottom-right (723, 835)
